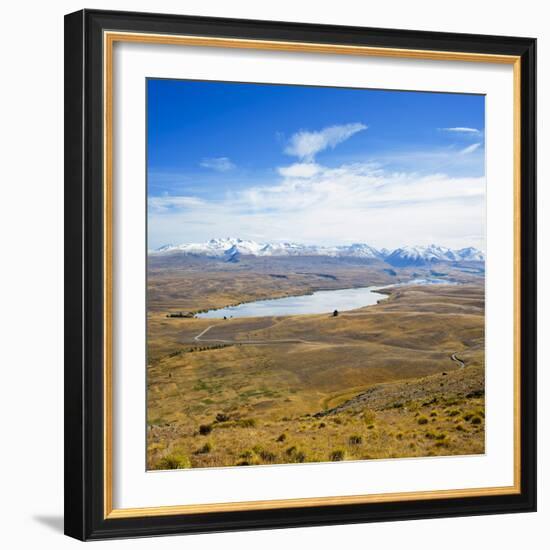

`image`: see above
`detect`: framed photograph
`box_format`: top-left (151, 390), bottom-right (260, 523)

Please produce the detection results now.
top-left (64, 9), bottom-right (536, 540)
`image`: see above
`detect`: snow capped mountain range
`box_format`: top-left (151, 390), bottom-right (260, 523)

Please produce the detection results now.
top-left (152, 237), bottom-right (484, 266)
top-left (385, 245), bottom-right (484, 267)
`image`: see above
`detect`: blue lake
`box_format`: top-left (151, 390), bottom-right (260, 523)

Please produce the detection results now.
top-left (195, 278), bottom-right (455, 319)
top-left (195, 285), bottom-right (388, 319)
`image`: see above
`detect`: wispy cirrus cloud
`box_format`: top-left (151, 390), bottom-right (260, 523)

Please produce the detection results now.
top-left (284, 122), bottom-right (367, 162)
top-left (148, 195), bottom-right (206, 213)
top-left (460, 143), bottom-right (482, 155)
top-left (440, 127), bottom-right (480, 134)
top-left (200, 156), bottom-right (235, 172)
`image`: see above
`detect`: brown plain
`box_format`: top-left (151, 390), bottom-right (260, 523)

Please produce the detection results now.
top-left (146, 257), bottom-right (485, 469)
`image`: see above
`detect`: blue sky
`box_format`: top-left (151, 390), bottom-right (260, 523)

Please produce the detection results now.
top-left (147, 79), bottom-right (485, 250)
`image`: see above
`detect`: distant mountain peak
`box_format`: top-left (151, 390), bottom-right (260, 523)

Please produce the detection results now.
top-left (150, 238), bottom-right (484, 265)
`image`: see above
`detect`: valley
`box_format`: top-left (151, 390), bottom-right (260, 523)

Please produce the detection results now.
top-left (147, 250), bottom-right (485, 470)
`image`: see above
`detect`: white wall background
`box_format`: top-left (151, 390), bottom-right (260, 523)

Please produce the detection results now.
top-left (0, 1), bottom-right (546, 548)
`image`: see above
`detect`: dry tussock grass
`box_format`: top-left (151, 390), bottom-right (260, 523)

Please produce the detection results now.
top-left (147, 261), bottom-right (485, 469)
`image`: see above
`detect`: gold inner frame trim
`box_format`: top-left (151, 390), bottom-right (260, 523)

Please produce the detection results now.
top-left (103, 30), bottom-right (522, 520)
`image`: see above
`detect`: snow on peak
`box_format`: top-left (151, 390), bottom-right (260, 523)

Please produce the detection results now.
top-left (151, 238), bottom-right (484, 265)
top-left (386, 244), bottom-right (484, 266)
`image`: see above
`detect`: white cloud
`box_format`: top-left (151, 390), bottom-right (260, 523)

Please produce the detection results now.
top-left (148, 159), bottom-right (485, 251)
top-left (148, 195), bottom-right (205, 213)
top-left (441, 127), bottom-right (480, 134)
top-left (284, 123), bottom-right (367, 161)
top-left (240, 164), bottom-right (483, 212)
top-left (460, 143), bottom-right (482, 155)
top-left (277, 163), bottom-right (322, 178)
top-left (200, 157), bottom-right (235, 172)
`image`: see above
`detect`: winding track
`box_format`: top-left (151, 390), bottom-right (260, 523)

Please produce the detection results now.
top-left (194, 325), bottom-right (214, 341)
top-left (192, 324), bottom-right (321, 346)
top-left (450, 353), bottom-right (465, 369)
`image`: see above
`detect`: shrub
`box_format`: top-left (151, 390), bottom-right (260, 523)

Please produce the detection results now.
top-left (417, 416), bottom-right (429, 425)
top-left (292, 451), bottom-right (306, 463)
top-left (259, 449), bottom-right (277, 463)
top-left (195, 442), bottom-right (213, 454)
top-left (447, 409), bottom-right (460, 417)
top-left (157, 453), bottom-right (191, 470)
top-left (471, 416), bottom-right (482, 425)
top-left (318, 422), bottom-right (326, 429)
top-left (239, 449), bottom-right (254, 459)
top-left (430, 411), bottom-right (438, 417)
top-left (348, 434), bottom-right (363, 446)
top-left (276, 433), bottom-right (286, 442)
top-left (199, 424), bottom-right (212, 435)
top-left (455, 424), bottom-right (466, 432)
top-left (330, 449), bottom-right (346, 461)
top-left (284, 446), bottom-right (305, 463)
top-left (215, 413), bottom-right (229, 423)
top-left (463, 413), bottom-right (474, 421)
top-left (238, 418), bottom-right (256, 428)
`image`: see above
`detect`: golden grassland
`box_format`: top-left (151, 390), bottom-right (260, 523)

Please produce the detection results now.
top-left (146, 260), bottom-right (485, 469)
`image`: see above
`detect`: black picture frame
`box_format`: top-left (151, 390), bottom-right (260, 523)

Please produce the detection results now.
top-left (64, 8), bottom-right (537, 541)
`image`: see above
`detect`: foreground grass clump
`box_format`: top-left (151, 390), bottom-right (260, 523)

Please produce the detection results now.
top-left (285, 446), bottom-right (306, 463)
top-left (195, 441), bottom-right (213, 454)
top-left (157, 452), bottom-right (191, 470)
top-left (330, 449), bottom-right (346, 461)
top-left (199, 424), bottom-right (212, 435)
top-left (258, 448), bottom-right (277, 463)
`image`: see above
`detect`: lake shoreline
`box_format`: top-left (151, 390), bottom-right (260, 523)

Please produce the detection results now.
top-left (192, 277), bottom-right (459, 319)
